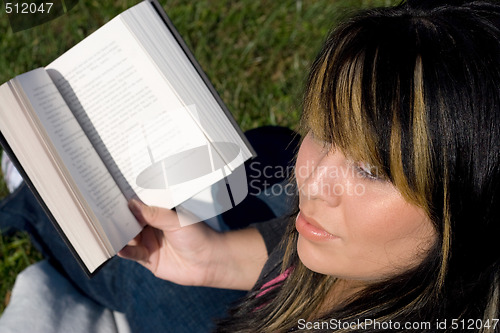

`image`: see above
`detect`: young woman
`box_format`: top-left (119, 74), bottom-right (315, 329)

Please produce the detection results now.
top-left (121, 0), bottom-right (500, 332)
top-left (1, 0), bottom-right (499, 332)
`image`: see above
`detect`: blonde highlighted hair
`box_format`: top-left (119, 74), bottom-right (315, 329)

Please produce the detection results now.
top-left (216, 1), bottom-right (500, 332)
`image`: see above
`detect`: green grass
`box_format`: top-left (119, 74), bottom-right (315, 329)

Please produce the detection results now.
top-left (0, 0), bottom-right (395, 315)
top-left (0, 231), bottom-right (44, 311)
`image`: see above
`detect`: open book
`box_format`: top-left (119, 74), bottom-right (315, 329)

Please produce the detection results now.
top-left (0, 0), bottom-right (255, 275)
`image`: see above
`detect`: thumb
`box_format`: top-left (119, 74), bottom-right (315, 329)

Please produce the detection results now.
top-left (128, 199), bottom-right (180, 230)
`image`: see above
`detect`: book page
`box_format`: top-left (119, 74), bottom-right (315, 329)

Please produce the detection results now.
top-left (121, 1), bottom-right (254, 224)
top-left (0, 71), bottom-right (109, 272)
top-left (121, 2), bottom-right (254, 171)
top-left (46, 16), bottom-right (225, 209)
top-left (15, 69), bottom-right (142, 254)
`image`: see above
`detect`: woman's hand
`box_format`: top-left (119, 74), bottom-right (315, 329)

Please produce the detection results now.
top-left (118, 199), bottom-right (267, 290)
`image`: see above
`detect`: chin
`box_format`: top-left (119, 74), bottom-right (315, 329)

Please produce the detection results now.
top-left (296, 235), bottom-right (335, 276)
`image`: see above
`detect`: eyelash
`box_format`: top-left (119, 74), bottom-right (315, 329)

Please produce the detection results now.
top-left (353, 161), bottom-right (380, 181)
top-left (308, 131), bottom-right (383, 181)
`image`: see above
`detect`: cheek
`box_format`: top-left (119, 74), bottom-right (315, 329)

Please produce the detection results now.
top-left (344, 198), bottom-right (436, 273)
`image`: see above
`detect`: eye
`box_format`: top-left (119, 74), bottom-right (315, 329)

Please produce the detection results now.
top-left (354, 161), bottom-right (380, 180)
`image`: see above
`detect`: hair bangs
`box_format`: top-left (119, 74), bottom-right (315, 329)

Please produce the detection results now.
top-left (302, 18), bottom-right (435, 213)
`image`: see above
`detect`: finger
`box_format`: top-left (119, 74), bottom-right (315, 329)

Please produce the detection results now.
top-left (127, 238), bottom-right (140, 247)
top-left (117, 244), bottom-right (148, 262)
top-left (128, 199), bottom-right (180, 230)
top-left (118, 226), bottom-right (163, 266)
top-left (126, 230), bottom-right (143, 246)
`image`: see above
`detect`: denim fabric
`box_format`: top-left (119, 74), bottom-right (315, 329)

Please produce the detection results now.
top-left (0, 260), bottom-right (130, 333)
top-left (0, 183), bottom-right (247, 332)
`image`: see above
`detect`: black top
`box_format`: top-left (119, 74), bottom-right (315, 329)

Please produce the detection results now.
top-left (253, 216), bottom-right (289, 286)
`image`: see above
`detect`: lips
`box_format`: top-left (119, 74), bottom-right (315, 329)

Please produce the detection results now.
top-left (295, 211), bottom-right (339, 242)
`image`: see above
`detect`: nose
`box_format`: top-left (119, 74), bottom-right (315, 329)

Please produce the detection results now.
top-left (297, 152), bottom-right (344, 207)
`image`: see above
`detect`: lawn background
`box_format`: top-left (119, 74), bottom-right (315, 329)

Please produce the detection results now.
top-left (0, 0), bottom-right (395, 314)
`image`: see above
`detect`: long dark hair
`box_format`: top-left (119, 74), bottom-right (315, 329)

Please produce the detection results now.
top-left (216, 1), bottom-right (500, 332)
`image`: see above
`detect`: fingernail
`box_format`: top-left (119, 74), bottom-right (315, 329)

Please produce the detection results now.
top-left (129, 199), bottom-right (142, 214)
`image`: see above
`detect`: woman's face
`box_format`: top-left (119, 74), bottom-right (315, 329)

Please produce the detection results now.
top-left (295, 132), bottom-right (437, 281)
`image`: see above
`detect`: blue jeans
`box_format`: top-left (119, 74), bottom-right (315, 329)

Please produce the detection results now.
top-left (0, 183), bottom-right (248, 332)
top-left (0, 126), bottom-right (299, 332)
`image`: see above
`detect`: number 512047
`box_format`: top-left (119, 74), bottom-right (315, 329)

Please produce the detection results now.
top-left (5, 2), bottom-right (54, 14)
